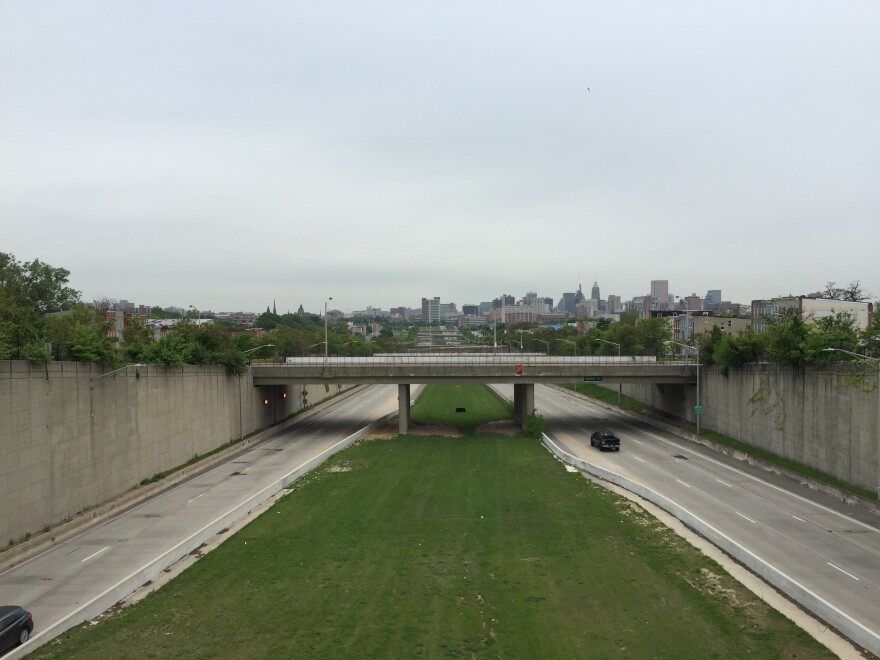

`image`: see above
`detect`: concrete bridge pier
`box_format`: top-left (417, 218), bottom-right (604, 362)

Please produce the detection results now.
top-left (398, 384), bottom-right (411, 434)
top-left (513, 383), bottom-right (535, 428)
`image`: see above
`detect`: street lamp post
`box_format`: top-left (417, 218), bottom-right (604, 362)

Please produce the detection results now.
top-left (823, 348), bottom-right (880, 499)
top-left (594, 338), bottom-right (622, 407)
top-left (189, 305), bottom-right (200, 326)
top-left (304, 341), bottom-right (325, 356)
top-left (666, 340), bottom-right (700, 434)
top-left (239, 345), bottom-right (275, 441)
top-left (324, 297), bottom-right (333, 361)
top-left (534, 339), bottom-right (550, 355)
top-left (559, 339), bottom-right (577, 357)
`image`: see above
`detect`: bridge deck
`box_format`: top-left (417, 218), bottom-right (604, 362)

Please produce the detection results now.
top-left (251, 355), bottom-right (697, 385)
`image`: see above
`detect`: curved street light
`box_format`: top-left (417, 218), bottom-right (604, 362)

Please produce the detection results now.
top-left (594, 338), bottom-right (621, 407)
top-left (189, 305), bottom-right (200, 325)
top-left (823, 347), bottom-right (880, 499)
top-left (666, 340), bottom-right (700, 434)
top-left (304, 341), bottom-right (325, 356)
top-left (534, 339), bottom-right (550, 355)
top-left (559, 339), bottom-right (577, 357)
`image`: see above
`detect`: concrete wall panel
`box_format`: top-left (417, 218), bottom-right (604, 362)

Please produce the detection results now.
top-left (611, 364), bottom-right (878, 493)
top-left (0, 361), bottom-right (349, 547)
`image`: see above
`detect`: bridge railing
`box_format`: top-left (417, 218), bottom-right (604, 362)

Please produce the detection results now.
top-left (251, 353), bottom-right (698, 368)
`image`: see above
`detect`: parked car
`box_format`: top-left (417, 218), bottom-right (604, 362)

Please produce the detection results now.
top-left (0, 606), bottom-right (33, 655)
top-left (590, 430), bottom-right (620, 451)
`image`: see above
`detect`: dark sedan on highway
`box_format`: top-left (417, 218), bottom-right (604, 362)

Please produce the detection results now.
top-left (0, 606), bottom-right (33, 655)
top-left (590, 430), bottom-right (620, 451)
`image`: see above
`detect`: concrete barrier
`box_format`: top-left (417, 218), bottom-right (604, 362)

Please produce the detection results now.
top-left (539, 433), bottom-right (880, 657)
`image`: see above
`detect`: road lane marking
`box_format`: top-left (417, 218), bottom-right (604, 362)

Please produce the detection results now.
top-left (675, 479), bottom-right (691, 488)
top-left (715, 478), bottom-right (732, 488)
top-left (606, 419), bottom-right (880, 535)
top-left (628, 437), bottom-right (643, 445)
top-left (735, 512), bottom-right (757, 524)
top-left (81, 546), bottom-right (110, 563)
top-left (789, 514), bottom-right (807, 523)
top-left (633, 456), bottom-right (646, 463)
top-left (827, 562), bottom-right (860, 581)
top-left (188, 493), bottom-right (204, 503)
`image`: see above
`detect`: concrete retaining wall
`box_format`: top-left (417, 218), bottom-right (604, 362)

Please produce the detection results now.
top-left (611, 364), bottom-right (879, 493)
top-left (0, 360), bottom-right (342, 546)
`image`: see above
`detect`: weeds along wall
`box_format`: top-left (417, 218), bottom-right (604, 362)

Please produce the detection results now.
top-left (0, 360), bottom-right (339, 546)
top-left (615, 364), bottom-right (879, 492)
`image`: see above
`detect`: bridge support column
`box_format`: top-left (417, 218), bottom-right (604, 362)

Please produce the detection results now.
top-left (398, 384), bottom-right (411, 435)
top-left (513, 383), bottom-right (534, 428)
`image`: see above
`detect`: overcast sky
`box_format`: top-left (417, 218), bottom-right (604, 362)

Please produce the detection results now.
top-left (2, 1), bottom-right (878, 314)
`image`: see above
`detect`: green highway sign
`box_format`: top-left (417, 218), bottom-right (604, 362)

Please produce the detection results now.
top-left (695, 406), bottom-right (703, 415)
top-left (583, 376), bottom-right (604, 382)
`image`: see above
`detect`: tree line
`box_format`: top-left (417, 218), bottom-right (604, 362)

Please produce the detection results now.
top-left (2, 252), bottom-right (876, 373)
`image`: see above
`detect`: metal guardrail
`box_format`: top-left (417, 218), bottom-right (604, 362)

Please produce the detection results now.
top-left (259, 354), bottom-right (698, 368)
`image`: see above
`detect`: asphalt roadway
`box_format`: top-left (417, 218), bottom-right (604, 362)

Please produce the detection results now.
top-left (0, 384), bottom-right (400, 658)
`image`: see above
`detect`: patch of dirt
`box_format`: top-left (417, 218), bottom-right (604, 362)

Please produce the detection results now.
top-left (474, 420), bottom-right (521, 436)
top-left (327, 464), bottom-right (353, 473)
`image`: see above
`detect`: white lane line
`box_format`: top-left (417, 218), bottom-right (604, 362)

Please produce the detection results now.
top-left (611, 420), bottom-right (880, 534)
top-left (735, 512), bottom-right (757, 524)
top-left (81, 546), bottom-right (110, 563)
top-left (827, 562), bottom-right (860, 581)
top-left (188, 493), bottom-right (204, 503)
top-left (628, 437), bottom-right (643, 445)
top-left (715, 478), bottom-right (732, 488)
top-left (675, 479), bottom-right (691, 488)
top-left (789, 514), bottom-right (807, 523)
top-left (633, 456), bottom-right (646, 463)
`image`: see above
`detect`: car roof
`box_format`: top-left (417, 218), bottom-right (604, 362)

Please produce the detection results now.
top-left (0, 605), bottom-right (25, 616)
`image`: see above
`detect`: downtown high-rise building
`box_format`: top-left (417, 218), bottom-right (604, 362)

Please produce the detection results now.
top-left (650, 280), bottom-right (669, 309)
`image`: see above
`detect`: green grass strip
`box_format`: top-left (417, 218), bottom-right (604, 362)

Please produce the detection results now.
top-left (33, 386), bottom-right (831, 659)
top-left (411, 383), bottom-right (512, 432)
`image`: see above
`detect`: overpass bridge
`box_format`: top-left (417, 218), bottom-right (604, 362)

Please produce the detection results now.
top-left (252, 354), bottom-right (698, 433)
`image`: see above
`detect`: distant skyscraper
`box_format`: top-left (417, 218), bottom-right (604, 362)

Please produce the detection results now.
top-left (650, 280), bottom-right (669, 309)
top-left (591, 281), bottom-right (600, 300)
top-left (705, 290), bottom-right (722, 305)
top-left (421, 297), bottom-right (440, 323)
top-left (607, 295), bottom-right (621, 313)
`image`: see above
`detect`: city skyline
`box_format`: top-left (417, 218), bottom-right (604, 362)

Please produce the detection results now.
top-left (2, 2), bottom-right (878, 312)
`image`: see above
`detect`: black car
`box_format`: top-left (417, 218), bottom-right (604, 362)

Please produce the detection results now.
top-left (590, 430), bottom-right (620, 451)
top-left (0, 606), bottom-right (33, 655)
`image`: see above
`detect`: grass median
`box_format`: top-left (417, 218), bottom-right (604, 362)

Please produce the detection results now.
top-left (32, 386), bottom-right (832, 659)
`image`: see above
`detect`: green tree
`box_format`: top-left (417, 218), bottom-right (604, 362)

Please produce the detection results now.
top-left (765, 308), bottom-right (811, 368)
top-left (45, 304), bottom-right (118, 365)
top-left (122, 316), bottom-right (155, 362)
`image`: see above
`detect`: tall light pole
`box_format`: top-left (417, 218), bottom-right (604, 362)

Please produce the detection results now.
top-left (189, 305), bottom-right (200, 326)
top-left (239, 345), bottom-right (274, 441)
top-left (534, 339), bottom-right (550, 355)
top-left (324, 297), bottom-right (333, 360)
top-left (559, 339), bottom-right (577, 357)
top-left (594, 338), bottom-right (621, 408)
top-left (823, 347), bottom-right (880, 499)
top-left (666, 340), bottom-right (700, 434)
